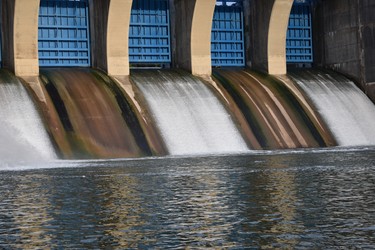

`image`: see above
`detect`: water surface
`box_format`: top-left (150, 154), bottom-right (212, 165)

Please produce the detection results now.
top-left (1, 147), bottom-right (374, 248)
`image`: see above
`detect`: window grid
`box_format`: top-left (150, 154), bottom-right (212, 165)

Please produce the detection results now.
top-left (38, 0), bottom-right (91, 67)
top-left (286, 1), bottom-right (313, 63)
top-left (129, 0), bottom-right (171, 65)
top-left (211, 1), bottom-right (245, 67)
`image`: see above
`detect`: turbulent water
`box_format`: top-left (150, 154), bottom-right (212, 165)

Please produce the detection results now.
top-left (40, 68), bottom-right (150, 158)
top-left (289, 70), bottom-right (375, 146)
top-left (1, 68), bottom-right (375, 248)
top-left (132, 70), bottom-right (249, 155)
top-left (213, 69), bottom-right (331, 149)
top-left (0, 147), bottom-right (374, 248)
top-left (0, 70), bottom-right (56, 161)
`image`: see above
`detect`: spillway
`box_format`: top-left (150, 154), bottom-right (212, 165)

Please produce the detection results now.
top-left (131, 70), bottom-right (249, 155)
top-left (0, 69), bottom-right (56, 161)
top-left (40, 68), bottom-right (152, 158)
top-left (213, 69), bottom-right (332, 149)
top-left (289, 69), bottom-right (375, 146)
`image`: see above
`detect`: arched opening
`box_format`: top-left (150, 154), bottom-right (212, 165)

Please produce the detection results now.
top-left (129, 0), bottom-right (171, 68)
top-left (286, 0), bottom-right (313, 67)
top-left (38, 0), bottom-right (91, 67)
top-left (211, 0), bottom-right (245, 67)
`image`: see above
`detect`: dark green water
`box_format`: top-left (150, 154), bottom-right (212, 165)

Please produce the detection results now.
top-left (1, 147), bottom-right (375, 248)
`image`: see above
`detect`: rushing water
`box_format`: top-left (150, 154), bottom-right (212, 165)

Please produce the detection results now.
top-left (132, 70), bottom-right (249, 155)
top-left (289, 69), bottom-right (375, 146)
top-left (0, 70), bottom-right (56, 161)
top-left (1, 147), bottom-right (374, 249)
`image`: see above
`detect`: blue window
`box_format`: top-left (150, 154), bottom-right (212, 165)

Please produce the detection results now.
top-left (38, 0), bottom-right (91, 67)
top-left (211, 0), bottom-right (245, 67)
top-left (286, 0), bottom-right (313, 64)
top-left (129, 0), bottom-right (171, 66)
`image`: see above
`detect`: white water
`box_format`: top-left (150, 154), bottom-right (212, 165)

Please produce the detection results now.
top-left (0, 80), bottom-right (57, 162)
top-left (133, 70), bottom-right (249, 155)
top-left (290, 70), bottom-right (375, 146)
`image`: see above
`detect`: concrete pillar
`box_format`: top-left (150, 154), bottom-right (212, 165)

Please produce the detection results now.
top-left (250, 0), bottom-right (293, 75)
top-left (89, 0), bottom-right (110, 72)
top-left (267, 0), bottom-right (294, 75)
top-left (361, 0), bottom-right (375, 102)
top-left (1, 0), bottom-right (15, 71)
top-left (190, 0), bottom-right (216, 76)
top-left (105, 0), bottom-right (132, 76)
top-left (12, 0), bottom-right (40, 77)
top-left (243, 0), bottom-right (252, 67)
top-left (172, 0), bottom-right (215, 77)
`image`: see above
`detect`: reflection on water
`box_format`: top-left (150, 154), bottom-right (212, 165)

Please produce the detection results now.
top-left (1, 147), bottom-right (375, 248)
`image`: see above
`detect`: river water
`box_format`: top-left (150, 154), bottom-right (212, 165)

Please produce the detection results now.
top-left (1, 147), bottom-right (374, 249)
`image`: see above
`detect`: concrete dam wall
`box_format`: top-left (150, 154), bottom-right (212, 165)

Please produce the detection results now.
top-left (0, 0), bottom-right (374, 160)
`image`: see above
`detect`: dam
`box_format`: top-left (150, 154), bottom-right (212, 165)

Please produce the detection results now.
top-left (1, 0), bottom-right (375, 249)
top-left (1, 0), bottom-right (375, 158)
top-left (0, 0), bottom-right (374, 159)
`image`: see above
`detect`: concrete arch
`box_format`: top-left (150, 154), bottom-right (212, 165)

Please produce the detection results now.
top-left (190, 0), bottom-right (216, 76)
top-left (13, 0), bottom-right (40, 77)
top-left (106, 0), bottom-right (132, 76)
top-left (267, 0), bottom-right (294, 75)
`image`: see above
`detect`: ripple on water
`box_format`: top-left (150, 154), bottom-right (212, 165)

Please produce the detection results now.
top-left (0, 147), bottom-right (374, 248)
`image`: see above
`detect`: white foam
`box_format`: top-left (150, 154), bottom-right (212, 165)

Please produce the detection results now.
top-left (0, 80), bottom-right (57, 162)
top-left (134, 71), bottom-right (249, 155)
top-left (290, 71), bottom-right (375, 146)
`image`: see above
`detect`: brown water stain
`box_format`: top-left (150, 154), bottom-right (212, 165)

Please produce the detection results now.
top-left (40, 68), bottom-right (150, 158)
top-left (213, 69), bottom-right (332, 149)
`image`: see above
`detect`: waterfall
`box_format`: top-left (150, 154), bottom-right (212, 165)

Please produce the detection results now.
top-left (213, 69), bottom-right (331, 149)
top-left (132, 70), bottom-right (249, 155)
top-left (40, 68), bottom-right (151, 158)
top-left (0, 70), bottom-right (57, 161)
top-left (289, 70), bottom-right (375, 146)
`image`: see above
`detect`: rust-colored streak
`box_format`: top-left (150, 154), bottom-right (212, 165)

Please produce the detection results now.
top-left (277, 74), bottom-right (337, 147)
top-left (213, 69), bottom-right (328, 149)
top-left (41, 68), bottom-right (145, 158)
top-left (111, 75), bottom-right (168, 155)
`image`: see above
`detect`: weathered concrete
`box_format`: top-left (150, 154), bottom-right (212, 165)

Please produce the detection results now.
top-left (171, 0), bottom-right (193, 72)
top-left (248, 0), bottom-right (274, 72)
top-left (243, 0), bottom-right (252, 68)
top-left (1, 0), bottom-right (15, 72)
top-left (249, 0), bottom-right (293, 75)
top-left (89, 0), bottom-right (110, 72)
top-left (8, 0), bottom-right (39, 77)
top-left (268, 0), bottom-right (294, 75)
top-left (314, 0), bottom-right (362, 82)
top-left (360, 0), bottom-right (375, 101)
top-left (172, 0), bottom-right (216, 76)
top-left (190, 0), bottom-right (216, 76)
top-left (314, 0), bottom-right (375, 102)
top-left (105, 0), bottom-right (132, 76)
